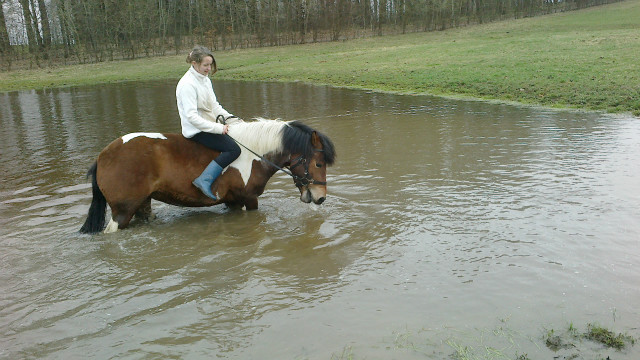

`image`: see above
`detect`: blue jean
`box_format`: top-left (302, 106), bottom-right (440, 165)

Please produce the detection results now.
top-left (190, 132), bottom-right (241, 168)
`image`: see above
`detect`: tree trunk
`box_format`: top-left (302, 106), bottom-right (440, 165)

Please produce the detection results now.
top-left (36, 0), bottom-right (50, 48)
top-left (18, 0), bottom-right (37, 52)
top-left (378, 0), bottom-right (386, 35)
top-left (56, 0), bottom-right (75, 60)
top-left (0, 0), bottom-right (10, 50)
top-left (0, 0), bottom-right (12, 69)
top-left (28, 0), bottom-right (43, 48)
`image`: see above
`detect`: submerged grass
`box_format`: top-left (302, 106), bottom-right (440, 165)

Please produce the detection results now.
top-left (317, 319), bottom-right (638, 360)
top-left (1, 0), bottom-right (640, 115)
top-left (544, 322), bottom-right (637, 353)
top-left (585, 323), bottom-right (636, 350)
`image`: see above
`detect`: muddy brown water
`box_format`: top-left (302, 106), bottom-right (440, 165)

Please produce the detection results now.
top-left (1, 80), bottom-right (638, 359)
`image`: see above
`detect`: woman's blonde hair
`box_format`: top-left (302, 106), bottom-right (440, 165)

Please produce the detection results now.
top-left (186, 45), bottom-right (217, 74)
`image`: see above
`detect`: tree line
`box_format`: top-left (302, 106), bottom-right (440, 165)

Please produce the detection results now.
top-left (0, 0), bottom-right (623, 70)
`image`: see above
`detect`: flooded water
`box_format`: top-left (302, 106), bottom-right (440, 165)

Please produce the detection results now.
top-left (1, 80), bottom-right (639, 359)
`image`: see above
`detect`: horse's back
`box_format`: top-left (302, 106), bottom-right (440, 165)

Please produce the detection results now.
top-left (96, 133), bottom-right (219, 205)
top-left (99, 133), bottom-right (217, 172)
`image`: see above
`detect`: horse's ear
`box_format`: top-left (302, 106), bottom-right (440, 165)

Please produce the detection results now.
top-left (311, 131), bottom-right (322, 148)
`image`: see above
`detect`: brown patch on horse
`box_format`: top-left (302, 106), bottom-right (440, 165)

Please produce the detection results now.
top-left (96, 135), bottom-right (215, 229)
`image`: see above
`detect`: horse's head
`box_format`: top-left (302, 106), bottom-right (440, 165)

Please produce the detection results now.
top-left (235, 119), bottom-right (335, 205)
top-left (288, 129), bottom-right (335, 205)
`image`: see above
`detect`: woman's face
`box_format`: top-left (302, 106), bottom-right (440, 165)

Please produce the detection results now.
top-left (192, 56), bottom-right (214, 76)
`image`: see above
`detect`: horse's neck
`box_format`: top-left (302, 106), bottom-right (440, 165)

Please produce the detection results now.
top-left (228, 120), bottom-right (290, 186)
top-left (238, 151), bottom-right (291, 191)
top-left (266, 152), bottom-right (292, 169)
top-left (253, 151), bottom-right (289, 181)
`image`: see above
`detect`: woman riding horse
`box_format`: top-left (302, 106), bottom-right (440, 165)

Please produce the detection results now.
top-left (177, 45), bottom-right (242, 200)
top-left (79, 119), bottom-right (336, 234)
top-left (79, 49), bottom-right (336, 234)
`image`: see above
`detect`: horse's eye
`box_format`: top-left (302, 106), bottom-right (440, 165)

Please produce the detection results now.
top-left (315, 162), bottom-right (323, 168)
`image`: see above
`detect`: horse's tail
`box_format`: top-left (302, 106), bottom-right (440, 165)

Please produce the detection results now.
top-left (80, 162), bottom-right (107, 234)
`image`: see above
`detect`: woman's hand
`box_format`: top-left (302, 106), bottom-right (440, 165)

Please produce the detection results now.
top-left (222, 125), bottom-right (229, 134)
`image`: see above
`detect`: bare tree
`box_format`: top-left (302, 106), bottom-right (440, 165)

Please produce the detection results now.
top-left (0, 0), bottom-right (626, 67)
top-left (17, 0), bottom-right (37, 52)
top-left (36, 0), bottom-right (50, 48)
top-left (1, 0), bottom-right (12, 69)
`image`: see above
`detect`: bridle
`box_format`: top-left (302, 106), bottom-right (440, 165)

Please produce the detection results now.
top-left (288, 150), bottom-right (327, 187)
top-left (217, 115), bottom-right (326, 188)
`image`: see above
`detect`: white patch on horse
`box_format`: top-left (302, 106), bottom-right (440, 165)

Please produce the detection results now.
top-left (122, 132), bottom-right (167, 144)
top-left (104, 218), bottom-right (119, 233)
top-left (225, 150), bottom-right (259, 186)
top-left (226, 119), bottom-right (285, 186)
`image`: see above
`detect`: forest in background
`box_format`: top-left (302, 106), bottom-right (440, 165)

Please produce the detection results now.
top-left (0, 0), bottom-right (624, 70)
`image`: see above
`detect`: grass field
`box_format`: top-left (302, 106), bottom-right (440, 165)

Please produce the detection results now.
top-left (2, 0), bottom-right (639, 115)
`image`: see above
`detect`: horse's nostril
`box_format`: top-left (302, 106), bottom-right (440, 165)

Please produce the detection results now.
top-left (316, 197), bottom-right (325, 204)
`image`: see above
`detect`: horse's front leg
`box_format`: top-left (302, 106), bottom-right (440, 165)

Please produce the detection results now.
top-left (134, 198), bottom-right (154, 221)
top-left (245, 197), bottom-right (258, 210)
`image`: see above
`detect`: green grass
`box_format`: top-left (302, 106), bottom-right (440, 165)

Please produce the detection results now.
top-left (322, 320), bottom-right (636, 360)
top-left (544, 322), bottom-right (636, 352)
top-left (0, 55), bottom-right (186, 90)
top-left (2, 0), bottom-right (640, 115)
top-left (585, 323), bottom-right (636, 350)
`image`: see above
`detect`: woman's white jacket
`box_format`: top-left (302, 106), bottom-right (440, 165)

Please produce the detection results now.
top-left (176, 66), bottom-right (233, 138)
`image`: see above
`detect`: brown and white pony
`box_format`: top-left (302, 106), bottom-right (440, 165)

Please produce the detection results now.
top-left (80, 119), bottom-right (336, 234)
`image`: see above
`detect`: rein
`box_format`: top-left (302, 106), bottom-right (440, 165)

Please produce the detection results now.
top-left (217, 115), bottom-right (326, 187)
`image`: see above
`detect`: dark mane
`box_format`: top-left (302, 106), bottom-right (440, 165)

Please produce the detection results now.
top-left (282, 121), bottom-right (336, 165)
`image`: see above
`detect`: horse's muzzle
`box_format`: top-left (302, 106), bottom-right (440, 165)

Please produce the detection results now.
top-left (300, 186), bottom-right (326, 204)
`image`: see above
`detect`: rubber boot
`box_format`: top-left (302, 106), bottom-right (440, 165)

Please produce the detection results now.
top-left (192, 160), bottom-right (223, 200)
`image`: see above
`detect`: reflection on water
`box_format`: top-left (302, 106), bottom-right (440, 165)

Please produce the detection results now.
top-left (1, 81), bottom-right (639, 359)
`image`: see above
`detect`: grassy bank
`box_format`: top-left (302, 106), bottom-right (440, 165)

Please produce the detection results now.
top-left (2, 0), bottom-right (639, 115)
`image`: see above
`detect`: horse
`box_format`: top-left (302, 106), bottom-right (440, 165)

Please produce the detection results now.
top-left (79, 119), bottom-right (336, 234)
